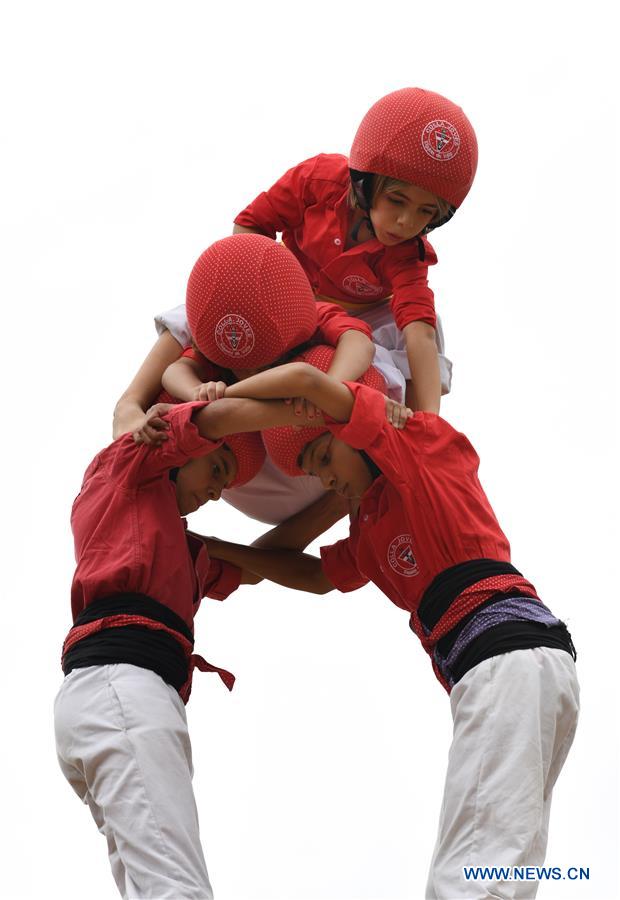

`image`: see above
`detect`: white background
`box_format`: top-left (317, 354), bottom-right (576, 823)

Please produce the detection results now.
top-left (0, 1), bottom-right (618, 898)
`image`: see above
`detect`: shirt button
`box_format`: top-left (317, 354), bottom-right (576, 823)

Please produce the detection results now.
top-left (334, 237), bottom-right (342, 245)
top-left (363, 514), bottom-right (369, 521)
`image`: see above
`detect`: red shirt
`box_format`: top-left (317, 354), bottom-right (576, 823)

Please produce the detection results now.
top-left (320, 385), bottom-right (531, 682)
top-left (235, 154), bottom-right (438, 330)
top-left (70, 402), bottom-right (240, 631)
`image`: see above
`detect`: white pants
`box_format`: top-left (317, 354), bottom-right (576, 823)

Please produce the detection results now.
top-left (349, 302), bottom-right (452, 398)
top-left (426, 648), bottom-right (580, 900)
top-left (54, 664), bottom-right (213, 900)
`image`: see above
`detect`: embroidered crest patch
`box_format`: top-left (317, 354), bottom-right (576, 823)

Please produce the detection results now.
top-left (387, 534), bottom-right (419, 577)
top-left (421, 119), bottom-right (461, 161)
top-left (342, 274), bottom-right (385, 298)
top-left (214, 314), bottom-right (255, 359)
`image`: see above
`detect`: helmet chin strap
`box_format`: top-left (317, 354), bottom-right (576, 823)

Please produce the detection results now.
top-left (349, 170), bottom-right (376, 242)
top-left (421, 204), bottom-right (457, 235)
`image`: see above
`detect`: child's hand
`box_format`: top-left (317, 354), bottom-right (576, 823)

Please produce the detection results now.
top-left (192, 381), bottom-right (228, 401)
top-left (284, 396), bottom-right (320, 420)
top-left (133, 403), bottom-right (173, 445)
top-left (384, 397), bottom-right (413, 429)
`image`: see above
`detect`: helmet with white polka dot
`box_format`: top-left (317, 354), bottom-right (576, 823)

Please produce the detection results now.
top-left (349, 87), bottom-right (478, 224)
top-left (186, 234), bottom-right (318, 369)
top-left (263, 344), bottom-right (387, 477)
top-left (224, 430), bottom-right (266, 487)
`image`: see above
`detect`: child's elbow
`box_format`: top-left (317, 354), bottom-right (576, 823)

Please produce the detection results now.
top-left (314, 571), bottom-right (335, 594)
top-left (404, 320), bottom-right (436, 343)
top-left (289, 362), bottom-right (321, 394)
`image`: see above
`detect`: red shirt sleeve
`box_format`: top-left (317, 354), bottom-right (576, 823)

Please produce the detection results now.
top-left (328, 382), bottom-right (489, 505)
top-left (188, 532), bottom-right (242, 601)
top-left (326, 382), bottom-right (428, 486)
top-left (320, 536), bottom-right (369, 593)
top-left (328, 384), bottom-right (510, 563)
top-left (234, 156), bottom-right (323, 236)
top-left (384, 237), bottom-right (438, 330)
top-left (314, 301), bottom-right (373, 345)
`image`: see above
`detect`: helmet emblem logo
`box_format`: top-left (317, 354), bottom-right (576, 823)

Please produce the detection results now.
top-left (215, 314), bottom-right (255, 359)
top-left (421, 119), bottom-right (461, 161)
top-left (387, 534), bottom-right (420, 577)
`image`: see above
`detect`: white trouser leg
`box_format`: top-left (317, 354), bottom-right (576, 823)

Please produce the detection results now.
top-left (425, 648), bottom-right (579, 900)
top-left (54, 664), bottom-right (213, 900)
top-left (349, 304), bottom-right (453, 397)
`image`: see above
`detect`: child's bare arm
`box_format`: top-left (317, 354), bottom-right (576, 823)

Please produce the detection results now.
top-left (196, 364), bottom-right (409, 437)
top-left (221, 363), bottom-right (355, 422)
top-left (113, 330), bottom-right (183, 438)
top-left (194, 365), bottom-right (346, 443)
top-left (204, 539), bottom-right (334, 594)
top-left (162, 356), bottom-right (208, 401)
top-left (192, 363), bottom-right (352, 440)
top-left (327, 329), bottom-right (375, 383)
top-left (191, 491), bottom-right (348, 587)
top-left (252, 490), bottom-right (348, 551)
top-left (403, 321), bottom-right (441, 413)
top-left (193, 395), bottom-right (323, 442)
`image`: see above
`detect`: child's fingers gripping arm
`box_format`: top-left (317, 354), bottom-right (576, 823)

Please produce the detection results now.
top-left (192, 366), bottom-right (355, 440)
top-left (194, 381), bottom-right (228, 401)
top-left (193, 397), bottom-right (325, 440)
top-left (384, 397), bottom-right (413, 429)
top-left (133, 403), bottom-right (174, 445)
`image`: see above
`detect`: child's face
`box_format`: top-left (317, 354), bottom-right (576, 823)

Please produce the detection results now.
top-left (300, 433), bottom-right (374, 500)
top-left (175, 445), bottom-right (238, 515)
top-left (370, 182), bottom-right (439, 245)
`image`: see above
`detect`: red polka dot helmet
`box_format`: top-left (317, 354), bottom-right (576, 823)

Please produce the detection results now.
top-left (155, 390), bottom-right (265, 487)
top-left (349, 87), bottom-right (478, 229)
top-left (224, 430), bottom-right (266, 487)
top-left (186, 234), bottom-right (318, 370)
top-left (262, 344), bottom-right (387, 477)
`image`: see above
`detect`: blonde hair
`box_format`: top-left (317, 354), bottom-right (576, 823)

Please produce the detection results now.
top-left (348, 174), bottom-right (452, 227)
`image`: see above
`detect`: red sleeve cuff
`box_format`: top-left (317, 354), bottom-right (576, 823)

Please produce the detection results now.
top-left (391, 294), bottom-right (437, 330)
top-left (195, 543), bottom-right (243, 601)
top-left (165, 401), bottom-right (222, 458)
top-left (314, 302), bottom-right (373, 345)
top-left (326, 382), bottom-right (386, 450)
top-left (234, 195), bottom-right (278, 238)
top-left (320, 542), bottom-right (369, 593)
